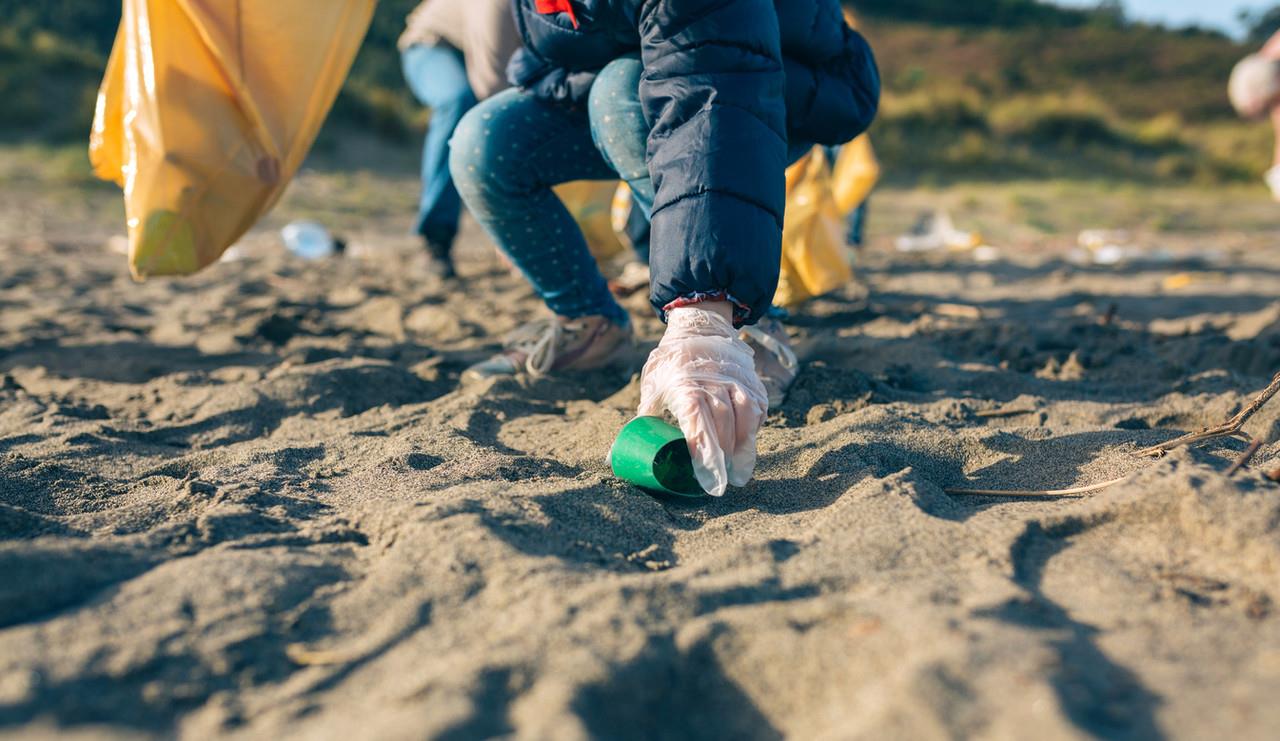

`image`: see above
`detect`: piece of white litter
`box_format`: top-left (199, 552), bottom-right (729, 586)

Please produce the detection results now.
top-left (1077, 229), bottom-right (1131, 250)
top-left (972, 245), bottom-right (1001, 263)
top-left (1092, 245), bottom-right (1126, 265)
top-left (896, 211), bottom-right (980, 252)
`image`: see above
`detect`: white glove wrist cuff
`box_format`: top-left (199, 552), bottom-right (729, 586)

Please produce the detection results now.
top-left (667, 304), bottom-right (735, 333)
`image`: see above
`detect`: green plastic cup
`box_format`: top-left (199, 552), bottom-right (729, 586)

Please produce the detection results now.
top-left (610, 416), bottom-right (706, 497)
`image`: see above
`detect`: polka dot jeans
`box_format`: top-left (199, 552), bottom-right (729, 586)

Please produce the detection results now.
top-left (449, 56), bottom-right (649, 326)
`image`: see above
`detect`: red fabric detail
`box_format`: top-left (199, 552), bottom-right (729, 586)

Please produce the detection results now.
top-left (534, 0), bottom-right (579, 28)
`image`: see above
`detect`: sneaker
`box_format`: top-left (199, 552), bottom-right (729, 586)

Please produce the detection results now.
top-left (463, 314), bottom-right (634, 381)
top-left (740, 316), bottom-right (799, 408)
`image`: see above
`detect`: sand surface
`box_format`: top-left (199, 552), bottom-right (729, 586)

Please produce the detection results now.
top-left (2, 169), bottom-right (1280, 739)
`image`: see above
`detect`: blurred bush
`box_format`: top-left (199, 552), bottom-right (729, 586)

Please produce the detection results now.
top-left (0, 0), bottom-right (1269, 184)
top-left (0, 0), bottom-right (425, 143)
top-left (861, 8), bottom-right (1263, 184)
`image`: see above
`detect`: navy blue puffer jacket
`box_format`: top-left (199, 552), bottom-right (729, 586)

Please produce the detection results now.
top-left (510, 0), bottom-right (880, 323)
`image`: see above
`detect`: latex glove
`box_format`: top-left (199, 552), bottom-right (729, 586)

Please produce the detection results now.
top-left (637, 304), bottom-right (769, 496)
top-left (1229, 54), bottom-right (1280, 118)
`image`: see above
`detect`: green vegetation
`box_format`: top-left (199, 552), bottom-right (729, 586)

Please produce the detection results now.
top-left (0, 0), bottom-right (425, 143)
top-left (854, 0), bottom-right (1108, 28)
top-left (0, 0), bottom-right (1270, 184)
top-left (864, 16), bottom-right (1264, 184)
top-left (0, 2), bottom-right (115, 141)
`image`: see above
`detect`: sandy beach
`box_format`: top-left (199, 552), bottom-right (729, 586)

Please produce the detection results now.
top-left (2, 157), bottom-right (1279, 739)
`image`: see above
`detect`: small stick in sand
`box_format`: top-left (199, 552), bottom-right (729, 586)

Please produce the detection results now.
top-left (975, 407), bottom-right (1036, 419)
top-left (1136, 370), bottom-right (1280, 458)
top-left (1100, 302), bottom-right (1119, 327)
top-left (933, 303), bottom-right (983, 320)
top-left (945, 475), bottom-right (1130, 498)
top-left (285, 643), bottom-right (355, 666)
top-left (950, 371), bottom-right (1280, 498)
top-left (1225, 439), bottom-right (1265, 478)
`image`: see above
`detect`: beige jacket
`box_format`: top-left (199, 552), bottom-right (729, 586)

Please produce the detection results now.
top-left (399, 0), bottom-right (520, 100)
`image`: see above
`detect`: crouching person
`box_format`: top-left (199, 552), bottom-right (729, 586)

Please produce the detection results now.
top-left (399, 0), bottom-right (520, 278)
top-left (450, 0), bottom-right (879, 495)
top-left (1230, 30), bottom-right (1280, 200)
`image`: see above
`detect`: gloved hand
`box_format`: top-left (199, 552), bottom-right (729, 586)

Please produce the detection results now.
top-left (1228, 53), bottom-right (1280, 118)
top-left (1268, 164), bottom-right (1280, 203)
top-left (637, 303), bottom-right (769, 496)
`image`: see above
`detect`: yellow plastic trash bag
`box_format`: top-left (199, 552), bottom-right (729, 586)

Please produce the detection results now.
top-left (775, 147), bottom-right (854, 308)
top-left (90, 0), bottom-right (376, 278)
top-left (555, 181), bottom-right (628, 264)
top-left (831, 134), bottom-right (880, 216)
top-left (89, 30), bottom-right (127, 189)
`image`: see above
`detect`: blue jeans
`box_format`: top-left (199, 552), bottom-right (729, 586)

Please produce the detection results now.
top-left (450, 62), bottom-right (645, 325)
top-left (826, 145), bottom-right (871, 247)
top-left (848, 200), bottom-right (869, 247)
top-left (402, 43), bottom-right (477, 243)
top-left (588, 56), bottom-right (654, 265)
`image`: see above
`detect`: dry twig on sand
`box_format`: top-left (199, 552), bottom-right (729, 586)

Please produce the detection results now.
top-left (945, 476), bottom-right (1130, 498)
top-left (1135, 370), bottom-right (1280, 458)
top-left (1225, 439), bottom-right (1265, 478)
top-left (946, 371), bottom-right (1280, 498)
top-left (975, 407), bottom-right (1036, 419)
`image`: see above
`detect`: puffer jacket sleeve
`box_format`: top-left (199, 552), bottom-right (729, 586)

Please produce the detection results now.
top-left (781, 0), bottom-right (880, 145)
top-left (637, 0), bottom-right (788, 326)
